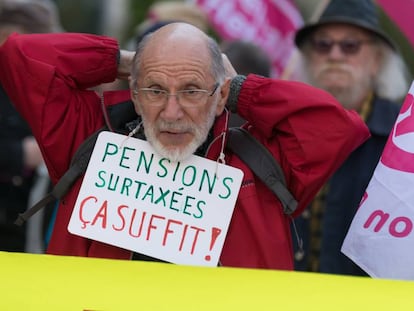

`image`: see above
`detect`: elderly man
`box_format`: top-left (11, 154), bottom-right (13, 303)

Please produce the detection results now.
top-left (293, 0), bottom-right (410, 275)
top-left (0, 22), bottom-right (368, 270)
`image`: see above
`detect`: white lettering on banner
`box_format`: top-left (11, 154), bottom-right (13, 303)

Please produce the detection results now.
top-left (225, 13), bottom-right (254, 39)
top-left (193, 0), bottom-right (303, 76)
top-left (206, 0), bottom-right (267, 39)
top-left (68, 132), bottom-right (243, 267)
top-left (213, 1), bottom-right (230, 25)
top-left (238, 0), bottom-right (267, 27)
top-left (197, 0), bottom-right (221, 11)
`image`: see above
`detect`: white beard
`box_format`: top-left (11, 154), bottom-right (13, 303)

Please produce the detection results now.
top-left (302, 61), bottom-right (373, 111)
top-left (141, 104), bottom-right (217, 162)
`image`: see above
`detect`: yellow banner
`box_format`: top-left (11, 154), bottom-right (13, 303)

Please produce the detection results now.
top-left (1, 251), bottom-right (413, 310)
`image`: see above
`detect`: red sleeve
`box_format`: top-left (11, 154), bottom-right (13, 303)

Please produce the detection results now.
top-left (237, 74), bottom-right (370, 216)
top-left (0, 33), bottom-right (120, 183)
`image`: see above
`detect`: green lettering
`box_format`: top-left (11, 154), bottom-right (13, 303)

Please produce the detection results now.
top-left (199, 169), bottom-right (217, 194)
top-left (182, 165), bottom-right (196, 186)
top-left (107, 173), bottom-right (120, 191)
top-left (156, 158), bottom-right (169, 178)
top-left (194, 200), bottom-right (205, 219)
top-left (120, 177), bottom-right (133, 196)
top-left (95, 170), bottom-right (106, 188)
top-left (183, 195), bottom-right (195, 216)
top-left (134, 180), bottom-right (147, 199)
top-left (219, 177), bottom-right (233, 199)
top-left (172, 161), bottom-right (180, 181)
top-left (154, 187), bottom-right (170, 206)
top-left (169, 189), bottom-right (183, 212)
top-left (142, 185), bottom-right (155, 203)
top-left (101, 143), bottom-right (118, 162)
top-left (136, 151), bottom-right (154, 174)
top-left (120, 146), bottom-right (135, 169)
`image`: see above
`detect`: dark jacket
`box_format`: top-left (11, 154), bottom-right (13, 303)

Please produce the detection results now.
top-left (319, 97), bottom-right (400, 275)
top-left (293, 96), bottom-right (400, 275)
top-left (0, 85), bottom-right (34, 251)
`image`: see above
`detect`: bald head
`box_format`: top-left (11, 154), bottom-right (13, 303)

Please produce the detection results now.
top-left (130, 23), bottom-right (225, 91)
top-left (147, 22), bottom-right (208, 46)
top-left (128, 23), bottom-right (231, 162)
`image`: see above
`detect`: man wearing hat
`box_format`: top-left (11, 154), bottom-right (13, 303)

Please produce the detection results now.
top-left (292, 0), bottom-right (410, 275)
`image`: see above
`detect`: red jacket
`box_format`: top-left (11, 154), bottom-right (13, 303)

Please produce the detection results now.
top-left (0, 33), bottom-right (369, 270)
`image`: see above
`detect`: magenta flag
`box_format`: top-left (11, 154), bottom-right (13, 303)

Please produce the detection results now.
top-left (376, 0), bottom-right (414, 48)
top-left (191, 0), bottom-right (303, 77)
top-left (342, 81), bottom-right (414, 280)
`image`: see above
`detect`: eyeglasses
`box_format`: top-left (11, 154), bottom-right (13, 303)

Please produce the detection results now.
top-left (134, 83), bottom-right (219, 107)
top-left (309, 38), bottom-right (375, 55)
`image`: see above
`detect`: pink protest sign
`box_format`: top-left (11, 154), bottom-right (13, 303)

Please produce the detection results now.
top-left (193, 0), bottom-right (303, 77)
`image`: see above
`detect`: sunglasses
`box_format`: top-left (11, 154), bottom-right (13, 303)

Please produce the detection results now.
top-left (309, 38), bottom-right (375, 55)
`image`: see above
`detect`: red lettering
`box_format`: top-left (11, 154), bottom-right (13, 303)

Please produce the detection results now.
top-left (364, 209), bottom-right (413, 238)
top-left (189, 226), bottom-right (205, 255)
top-left (77, 196), bottom-right (211, 260)
top-left (389, 217), bottom-right (413, 237)
top-left (91, 200), bottom-right (108, 228)
top-left (129, 210), bottom-right (147, 238)
top-left (79, 195), bottom-right (97, 229)
top-left (146, 214), bottom-right (166, 241)
top-left (364, 210), bottom-right (390, 232)
top-left (163, 219), bottom-right (183, 246)
top-left (179, 224), bottom-right (189, 251)
top-left (112, 205), bottom-right (128, 231)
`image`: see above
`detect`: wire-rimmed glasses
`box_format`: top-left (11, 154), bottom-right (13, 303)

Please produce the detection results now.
top-left (134, 83), bottom-right (219, 107)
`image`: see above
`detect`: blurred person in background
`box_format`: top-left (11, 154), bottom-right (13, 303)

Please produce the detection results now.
top-left (0, 0), bottom-right (62, 253)
top-left (135, 0), bottom-right (209, 44)
top-left (220, 40), bottom-right (272, 127)
top-left (292, 0), bottom-right (410, 275)
top-left (130, 0), bottom-right (210, 50)
top-left (102, 0), bottom-right (211, 94)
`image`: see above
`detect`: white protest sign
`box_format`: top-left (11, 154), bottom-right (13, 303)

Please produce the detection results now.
top-left (68, 131), bottom-right (243, 266)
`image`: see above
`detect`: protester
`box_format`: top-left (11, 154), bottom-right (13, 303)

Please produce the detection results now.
top-left (220, 40), bottom-right (271, 78)
top-left (292, 0), bottom-right (410, 274)
top-left (0, 22), bottom-right (369, 269)
top-left (0, 0), bottom-right (62, 252)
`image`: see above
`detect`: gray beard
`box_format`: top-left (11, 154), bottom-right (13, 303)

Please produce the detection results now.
top-left (141, 104), bottom-right (217, 162)
top-left (304, 72), bottom-right (372, 111)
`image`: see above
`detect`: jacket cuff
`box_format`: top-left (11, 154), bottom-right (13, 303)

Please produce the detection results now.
top-left (227, 75), bottom-right (246, 113)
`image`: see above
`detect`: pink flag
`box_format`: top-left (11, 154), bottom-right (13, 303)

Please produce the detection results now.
top-left (376, 0), bottom-right (414, 48)
top-left (191, 0), bottom-right (303, 77)
top-left (342, 81), bottom-right (414, 280)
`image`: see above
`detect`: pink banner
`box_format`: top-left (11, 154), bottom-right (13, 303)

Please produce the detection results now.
top-left (376, 0), bottom-right (414, 49)
top-left (192, 0), bottom-right (303, 77)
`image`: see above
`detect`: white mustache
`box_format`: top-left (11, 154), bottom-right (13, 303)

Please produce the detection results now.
top-left (157, 120), bottom-right (195, 133)
top-left (318, 63), bottom-right (352, 73)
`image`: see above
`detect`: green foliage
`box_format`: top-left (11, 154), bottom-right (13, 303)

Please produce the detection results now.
top-left (55, 0), bottom-right (104, 34)
top-left (124, 0), bottom-right (154, 44)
